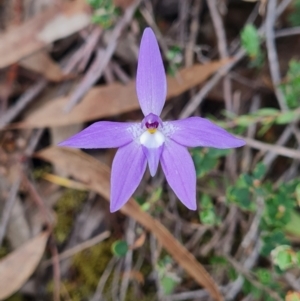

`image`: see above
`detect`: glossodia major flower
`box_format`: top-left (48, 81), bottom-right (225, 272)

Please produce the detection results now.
top-left (59, 27), bottom-right (245, 212)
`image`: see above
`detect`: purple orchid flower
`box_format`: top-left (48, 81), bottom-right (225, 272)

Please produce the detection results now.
top-left (59, 27), bottom-right (245, 212)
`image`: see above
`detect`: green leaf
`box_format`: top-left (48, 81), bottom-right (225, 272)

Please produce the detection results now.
top-left (200, 209), bottom-right (217, 225)
top-left (209, 256), bottom-right (227, 265)
top-left (256, 268), bottom-right (272, 285)
top-left (207, 148), bottom-right (231, 158)
top-left (192, 149), bottom-right (219, 178)
top-left (271, 245), bottom-right (296, 271)
top-left (240, 174), bottom-right (253, 186)
top-left (243, 280), bottom-right (263, 299)
top-left (160, 276), bottom-right (178, 295)
top-left (235, 115), bottom-right (256, 127)
top-left (253, 163), bottom-right (266, 180)
top-left (87, 0), bottom-right (103, 8)
top-left (241, 24), bottom-right (260, 58)
top-left (261, 231), bottom-right (289, 256)
top-left (275, 111), bottom-right (297, 124)
top-left (88, 0), bottom-right (112, 9)
top-left (228, 187), bottom-right (252, 210)
top-left (200, 194), bottom-right (213, 208)
top-left (288, 0), bottom-right (300, 26)
top-left (281, 60), bottom-right (300, 109)
top-left (111, 240), bottom-right (128, 257)
top-left (263, 190), bottom-right (293, 228)
top-left (296, 183), bottom-right (300, 206)
top-left (255, 108), bottom-right (280, 116)
top-left (166, 46), bottom-right (182, 64)
top-left (284, 210), bottom-right (300, 236)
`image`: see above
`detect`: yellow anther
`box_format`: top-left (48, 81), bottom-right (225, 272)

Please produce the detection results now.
top-left (148, 129), bottom-right (157, 134)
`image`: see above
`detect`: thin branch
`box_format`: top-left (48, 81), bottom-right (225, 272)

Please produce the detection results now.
top-left (185, 0), bottom-right (202, 67)
top-left (276, 26), bottom-right (300, 38)
top-left (225, 240), bottom-right (261, 300)
top-left (224, 251), bottom-right (282, 301)
top-left (90, 257), bottom-right (117, 301)
top-left (180, 0), bottom-right (293, 119)
top-left (180, 49), bottom-right (245, 119)
top-left (49, 234), bottom-right (61, 301)
top-left (166, 286), bottom-right (228, 301)
top-left (207, 0), bottom-right (228, 57)
top-left (276, 0), bottom-right (293, 16)
top-left (262, 125), bottom-right (293, 168)
top-left (241, 95), bottom-right (261, 173)
top-left (266, 0), bottom-right (287, 111)
top-left (0, 79), bottom-right (47, 129)
top-left (64, 0), bottom-right (140, 112)
top-left (241, 136), bottom-right (300, 160)
top-left (42, 231), bottom-right (111, 267)
top-left (120, 219), bottom-right (136, 301)
top-left (0, 173), bottom-right (21, 246)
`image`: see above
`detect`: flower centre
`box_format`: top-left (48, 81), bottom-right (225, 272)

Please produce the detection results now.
top-left (146, 121), bottom-right (159, 134)
top-left (140, 113), bottom-right (165, 148)
top-left (141, 113), bottom-right (163, 134)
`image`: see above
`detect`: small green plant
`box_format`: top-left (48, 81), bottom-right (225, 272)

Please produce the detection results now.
top-left (288, 0), bottom-right (300, 26)
top-left (271, 245), bottom-right (300, 271)
top-left (227, 163), bottom-right (266, 211)
top-left (87, 0), bottom-right (120, 28)
top-left (226, 162), bottom-right (300, 271)
top-left (137, 187), bottom-right (163, 212)
top-left (157, 256), bottom-right (180, 295)
top-left (241, 24), bottom-right (263, 67)
top-left (111, 240), bottom-right (128, 257)
top-left (199, 194), bottom-right (220, 226)
top-left (219, 107), bottom-right (300, 136)
top-left (242, 267), bottom-right (284, 301)
top-left (192, 147), bottom-right (230, 178)
top-left (166, 46), bottom-right (183, 76)
top-left (241, 24), bottom-right (260, 58)
top-left (281, 59), bottom-right (300, 109)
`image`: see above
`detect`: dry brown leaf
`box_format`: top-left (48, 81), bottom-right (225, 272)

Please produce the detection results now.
top-left (129, 232), bottom-right (146, 250)
top-left (0, 0), bottom-right (91, 69)
top-left (122, 270), bottom-right (144, 284)
top-left (20, 50), bottom-right (67, 82)
top-left (286, 291), bottom-right (300, 301)
top-left (18, 59), bottom-right (230, 128)
top-left (113, 0), bottom-right (136, 9)
top-left (0, 231), bottom-right (49, 300)
top-left (36, 147), bottom-right (224, 301)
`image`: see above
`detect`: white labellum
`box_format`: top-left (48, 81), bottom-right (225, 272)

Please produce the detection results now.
top-left (140, 131), bottom-right (165, 148)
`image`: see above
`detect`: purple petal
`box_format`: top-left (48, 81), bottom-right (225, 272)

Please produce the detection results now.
top-left (142, 145), bottom-right (163, 177)
top-left (136, 28), bottom-right (166, 117)
top-left (165, 117), bottom-right (245, 149)
top-left (110, 142), bottom-right (147, 212)
top-left (161, 140), bottom-right (197, 210)
top-left (59, 122), bottom-right (138, 149)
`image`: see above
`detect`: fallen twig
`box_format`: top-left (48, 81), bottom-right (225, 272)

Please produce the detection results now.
top-left (64, 0), bottom-right (140, 112)
top-left (241, 136), bottom-right (300, 160)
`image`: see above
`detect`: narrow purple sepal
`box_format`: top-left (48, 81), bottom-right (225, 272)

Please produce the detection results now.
top-left (58, 121), bottom-right (136, 149)
top-left (161, 140), bottom-right (197, 210)
top-left (142, 145), bottom-right (163, 177)
top-left (110, 142), bottom-right (147, 212)
top-left (136, 28), bottom-right (167, 117)
top-left (167, 117), bottom-right (245, 149)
